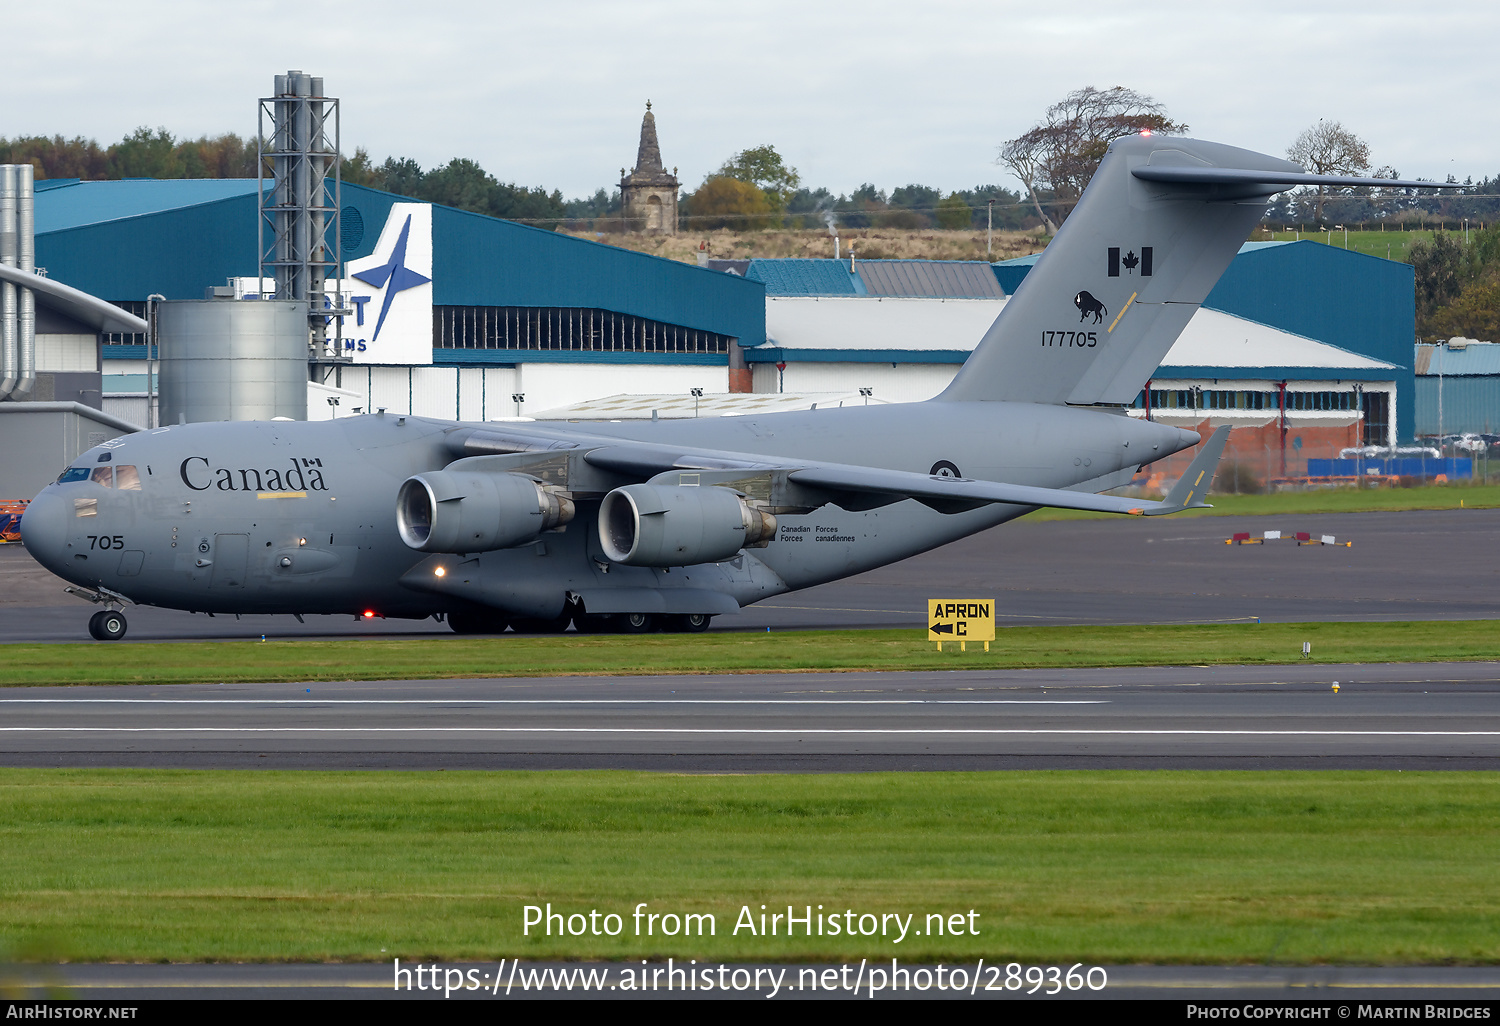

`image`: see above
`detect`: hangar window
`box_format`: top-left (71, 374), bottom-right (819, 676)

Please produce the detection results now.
top-left (1136, 390), bottom-right (1282, 412)
top-left (435, 306), bottom-right (732, 355)
top-left (1286, 391), bottom-right (1356, 412)
top-left (1139, 389), bottom-right (1368, 414)
top-left (1361, 391), bottom-right (1389, 445)
top-left (102, 300), bottom-right (147, 346)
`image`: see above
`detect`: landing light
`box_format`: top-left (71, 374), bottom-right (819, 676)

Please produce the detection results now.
top-left (434, 566), bottom-right (446, 578)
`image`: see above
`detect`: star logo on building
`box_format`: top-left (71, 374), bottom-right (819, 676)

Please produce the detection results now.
top-left (352, 214), bottom-right (431, 341)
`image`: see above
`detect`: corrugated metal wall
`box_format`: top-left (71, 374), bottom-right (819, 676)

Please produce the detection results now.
top-left (1415, 377), bottom-right (1500, 435)
top-left (37, 183), bottom-right (764, 349)
top-left (1205, 242), bottom-right (1417, 440)
top-left (330, 361), bottom-right (721, 420)
top-left (759, 361), bottom-right (958, 403)
top-left (432, 206), bottom-right (765, 345)
top-left (38, 194), bottom-right (260, 301)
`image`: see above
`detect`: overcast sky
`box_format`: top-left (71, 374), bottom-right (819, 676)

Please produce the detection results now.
top-left (8, 0), bottom-right (1497, 199)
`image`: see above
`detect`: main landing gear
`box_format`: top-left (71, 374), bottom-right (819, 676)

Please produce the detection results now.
top-left (88, 608), bottom-right (128, 641)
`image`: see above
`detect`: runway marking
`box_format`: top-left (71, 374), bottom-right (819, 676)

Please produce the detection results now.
top-left (4, 728), bottom-right (1500, 736)
top-left (0, 698), bottom-right (1107, 706)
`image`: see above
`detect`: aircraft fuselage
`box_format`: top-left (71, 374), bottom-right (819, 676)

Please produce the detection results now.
top-left (21, 402), bottom-right (1197, 623)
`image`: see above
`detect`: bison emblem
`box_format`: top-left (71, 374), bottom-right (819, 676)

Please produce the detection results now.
top-left (1074, 291), bottom-right (1107, 324)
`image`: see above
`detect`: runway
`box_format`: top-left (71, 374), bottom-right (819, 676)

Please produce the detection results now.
top-left (4, 508), bottom-right (1500, 641)
top-left (4, 661), bottom-right (1498, 770)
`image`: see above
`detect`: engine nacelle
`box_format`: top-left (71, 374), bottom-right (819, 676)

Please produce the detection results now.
top-left (397, 470), bottom-right (574, 553)
top-left (598, 484), bottom-right (776, 567)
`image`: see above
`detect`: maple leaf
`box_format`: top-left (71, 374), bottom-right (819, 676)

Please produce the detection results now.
top-left (1122, 250), bottom-right (1140, 273)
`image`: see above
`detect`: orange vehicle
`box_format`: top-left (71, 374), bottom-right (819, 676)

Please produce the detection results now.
top-left (0, 500), bottom-right (27, 544)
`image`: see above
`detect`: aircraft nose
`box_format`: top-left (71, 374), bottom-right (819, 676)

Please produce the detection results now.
top-left (19, 488), bottom-right (71, 575)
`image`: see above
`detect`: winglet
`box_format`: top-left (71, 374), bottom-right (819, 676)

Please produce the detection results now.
top-left (1147, 425), bottom-right (1231, 515)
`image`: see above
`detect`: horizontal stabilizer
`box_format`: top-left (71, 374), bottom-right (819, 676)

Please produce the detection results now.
top-left (939, 137), bottom-right (1462, 409)
top-left (1132, 166), bottom-right (1460, 192)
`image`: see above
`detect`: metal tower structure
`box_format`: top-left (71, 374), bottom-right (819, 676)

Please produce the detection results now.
top-left (258, 71), bottom-right (345, 360)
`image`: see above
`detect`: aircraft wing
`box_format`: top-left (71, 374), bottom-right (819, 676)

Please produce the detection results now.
top-left (452, 424), bottom-right (1230, 518)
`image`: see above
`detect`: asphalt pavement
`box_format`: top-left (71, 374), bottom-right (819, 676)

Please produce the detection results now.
top-left (4, 508), bottom-right (1497, 642)
top-left (3, 661), bottom-right (1498, 770)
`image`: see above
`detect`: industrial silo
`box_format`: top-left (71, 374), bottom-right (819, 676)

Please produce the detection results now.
top-left (157, 291), bottom-right (308, 423)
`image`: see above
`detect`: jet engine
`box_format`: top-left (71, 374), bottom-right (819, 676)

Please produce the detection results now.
top-left (397, 470), bottom-right (574, 553)
top-left (598, 484), bottom-right (776, 567)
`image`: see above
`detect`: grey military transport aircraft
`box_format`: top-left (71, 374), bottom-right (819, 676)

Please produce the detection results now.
top-left (21, 136), bottom-right (1447, 640)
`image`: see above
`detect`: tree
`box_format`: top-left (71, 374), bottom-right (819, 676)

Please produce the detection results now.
top-left (686, 176), bottom-right (773, 230)
top-left (0, 135), bottom-right (109, 180)
top-left (1409, 232), bottom-right (1466, 330)
top-left (340, 148), bottom-right (380, 188)
top-left (936, 193), bottom-right (972, 230)
top-left (717, 145), bottom-right (801, 212)
top-left (109, 127), bottom-right (183, 179)
top-left (785, 186), bottom-right (837, 230)
top-left (490, 183), bottom-right (565, 226)
top-left (1412, 224), bottom-right (1500, 340)
top-left (563, 188), bottom-right (621, 225)
top-left (999, 86), bottom-right (1186, 233)
top-left (951, 185), bottom-right (1027, 230)
top-left (837, 183), bottom-right (887, 229)
top-left (1286, 120), bottom-right (1371, 222)
top-left (1427, 279), bottom-right (1500, 342)
top-left (420, 158), bottom-right (496, 213)
top-left (376, 157), bottom-right (425, 197)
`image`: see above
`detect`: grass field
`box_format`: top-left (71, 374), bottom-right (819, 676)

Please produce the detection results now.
top-left (3, 620), bottom-right (1499, 687)
top-left (1257, 228), bottom-right (1450, 263)
top-left (0, 769), bottom-right (1496, 964)
top-left (560, 226), bottom-right (1048, 264)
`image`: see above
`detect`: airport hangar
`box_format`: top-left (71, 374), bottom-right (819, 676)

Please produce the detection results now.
top-left (25, 177), bottom-right (765, 430)
top-left (6, 187), bottom-right (1413, 498)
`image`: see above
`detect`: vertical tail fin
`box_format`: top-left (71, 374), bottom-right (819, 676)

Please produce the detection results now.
top-left (939, 137), bottom-right (1434, 406)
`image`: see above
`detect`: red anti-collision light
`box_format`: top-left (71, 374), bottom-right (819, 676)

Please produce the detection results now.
top-left (363, 610), bottom-right (375, 619)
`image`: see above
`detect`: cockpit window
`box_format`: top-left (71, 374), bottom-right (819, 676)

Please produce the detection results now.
top-left (57, 467), bottom-right (90, 484)
top-left (90, 466), bottom-right (114, 488)
top-left (115, 465), bottom-right (141, 491)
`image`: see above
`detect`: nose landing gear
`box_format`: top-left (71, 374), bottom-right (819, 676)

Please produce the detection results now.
top-left (88, 609), bottom-right (128, 641)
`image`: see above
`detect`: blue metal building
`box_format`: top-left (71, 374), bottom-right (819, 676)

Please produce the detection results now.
top-left (1414, 342), bottom-right (1500, 437)
top-left (32, 178), bottom-right (766, 423)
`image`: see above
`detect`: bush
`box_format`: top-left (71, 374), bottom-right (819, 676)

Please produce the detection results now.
top-left (1213, 461), bottom-right (1263, 494)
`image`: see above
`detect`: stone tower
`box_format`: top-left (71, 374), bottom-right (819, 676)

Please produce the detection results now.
top-left (620, 102), bottom-right (679, 234)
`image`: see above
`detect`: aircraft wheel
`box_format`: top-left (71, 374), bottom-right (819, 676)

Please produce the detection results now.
top-left (618, 612), bottom-right (659, 634)
top-left (511, 613), bottom-right (573, 634)
top-left (448, 610), bottom-right (511, 635)
top-left (663, 613), bottom-right (713, 633)
top-left (88, 609), bottom-right (128, 641)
